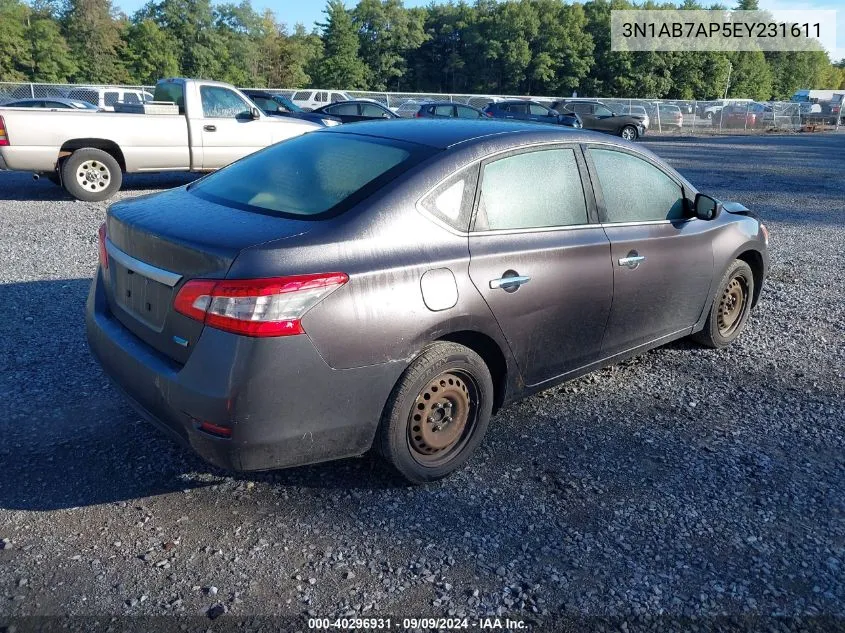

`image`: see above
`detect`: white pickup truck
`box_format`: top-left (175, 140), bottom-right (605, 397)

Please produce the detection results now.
top-left (0, 78), bottom-right (319, 201)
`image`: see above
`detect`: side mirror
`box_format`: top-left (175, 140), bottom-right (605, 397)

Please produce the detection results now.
top-left (250, 107), bottom-right (261, 120)
top-left (549, 109), bottom-right (560, 116)
top-left (694, 193), bottom-right (722, 221)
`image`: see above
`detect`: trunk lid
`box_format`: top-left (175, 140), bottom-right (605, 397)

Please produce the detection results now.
top-left (104, 186), bottom-right (315, 364)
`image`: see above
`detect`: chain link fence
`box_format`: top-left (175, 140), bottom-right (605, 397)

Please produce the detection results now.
top-left (2, 82), bottom-right (842, 133)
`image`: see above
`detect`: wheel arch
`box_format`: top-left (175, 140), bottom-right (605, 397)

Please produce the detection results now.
top-left (735, 248), bottom-right (765, 307)
top-left (59, 139), bottom-right (126, 172)
top-left (436, 330), bottom-right (509, 413)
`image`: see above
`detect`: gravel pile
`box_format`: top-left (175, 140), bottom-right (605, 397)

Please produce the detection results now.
top-left (0, 136), bottom-right (842, 631)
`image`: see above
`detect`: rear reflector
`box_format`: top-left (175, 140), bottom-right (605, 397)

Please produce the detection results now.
top-left (0, 115), bottom-right (8, 146)
top-left (173, 273), bottom-right (348, 337)
top-left (198, 421), bottom-right (232, 438)
top-left (97, 223), bottom-right (109, 270)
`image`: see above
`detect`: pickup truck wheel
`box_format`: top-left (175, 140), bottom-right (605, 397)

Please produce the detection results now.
top-left (61, 149), bottom-right (122, 202)
top-left (620, 125), bottom-right (638, 141)
top-left (377, 342), bottom-right (494, 484)
top-left (693, 259), bottom-right (755, 349)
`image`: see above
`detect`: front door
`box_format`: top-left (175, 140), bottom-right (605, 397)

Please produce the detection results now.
top-left (468, 145), bottom-right (613, 387)
top-left (585, 145), bottom-right (714, 356)
top-left (199, 85), bottom-right (270, 169)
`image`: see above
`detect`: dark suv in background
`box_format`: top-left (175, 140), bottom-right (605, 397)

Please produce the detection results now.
top-left (484, 100), bottom-right (582, 128)
top-left (551, 99), bottom-right (645, 140)
top-left (399, 101), bottom-right (489, 119)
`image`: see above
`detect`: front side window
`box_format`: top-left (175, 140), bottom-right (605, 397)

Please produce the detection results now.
top-left (123, 92), bottom-right (140, 104)
top-left (190, 134), bottom-right (426, 218)
top-left (434, 104), bottom-right (454, 117)
top-left (292, 91), bottom-right (311, 101)
top-left (594, 105), bottom-right (613, 117)
top-left (505, 103), bottom-right (527, 115)
top-left (360, 103), bottom-right (387, 117)
top-left (104, 92), bottom-right (119, 106)
top-left (475, 148), bottom-right (588, 231)
top-left (251, 96), bottom-right (277, 113)
top-left (200, 86), bottom-right (251, 119)
top-left (47, 101), bottom-right (70, 108)
top-left (330, 92), bottom-right (347, 102)
top-left (590, 148), bottom-right (685, 223)
top-left (529, 104), bottom-right (548, 116)
top-left (456, 106), bottom-right (482, 119)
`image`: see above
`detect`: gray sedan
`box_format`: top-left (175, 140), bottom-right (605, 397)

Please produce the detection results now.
top-left (1, 97), bottom-right (99, 110)
top-left (86, 120), bottom-right (769, 483)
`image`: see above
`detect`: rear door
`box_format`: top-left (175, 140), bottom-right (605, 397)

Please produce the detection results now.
top-left (584, 145), bottom-right (714, 356)
top-left (468, 144), bottom-right (613, 386)
top-left (456, 105), bottom-right (484, 119)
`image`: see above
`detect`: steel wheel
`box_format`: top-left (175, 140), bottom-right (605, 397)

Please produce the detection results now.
top-left (75, 159), bottom-right (111, 193)
top-left (407, 371), bottom-right (478, 467)
top-left (716, 276), bottom-right (748, 337)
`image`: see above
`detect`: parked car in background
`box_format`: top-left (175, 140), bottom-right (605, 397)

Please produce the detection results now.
top-left (0, 77), bottom-right (318, 202)
top-left (0, 97), bottom-right (99, 110)
top-left (721, 103), bottom-right (759, 128)
top-left (242, 90), bottom-right (341, 127)
top-left (290, 89), bottom-right (352, 111)
top-left (484, 100), bottom-right (582, 128)
top-left (654, 104), bottom-right (683, 129)
top-left (551, 100), bottom-right (643, 139)
top-left (311, 100), bottom-right (398, 123)
top-left (87, 119), bottom-right (768, 484)
top-left (66, 87), bottom-right (153, 111)
top-left (402, 101), bottom-right (489, 119)
top-left (617, 104), bottom-right (649, 130)
top-left (394, 100), bottom-right (425, 118)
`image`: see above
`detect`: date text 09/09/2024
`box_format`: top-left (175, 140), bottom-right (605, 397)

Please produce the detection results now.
top-left (308, 617), bottom-right (529, 630)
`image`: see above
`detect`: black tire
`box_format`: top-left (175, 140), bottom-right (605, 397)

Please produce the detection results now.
top-left (61, 148), bottom-right (122, 202)
top-left (706, 111), bottom-right (713, 121)
top-left (377, 342), bottom-right (494, 484)
top-left (620, 125), bottom-right (638, 141)
top-left (693, 259), bottom-right (755, 349)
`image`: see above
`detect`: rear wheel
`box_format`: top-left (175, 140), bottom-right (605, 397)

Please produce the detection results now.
top-left (693, 259), bottom-right (755, 349)
top-left (377, 342), bottom-right (494, 484)
top-left (61, 148), bottom-right (122, 202)
top-left (620, 125), bottom-right (638, 141)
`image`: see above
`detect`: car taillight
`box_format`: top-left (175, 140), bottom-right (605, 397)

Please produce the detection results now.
top-left (0, 115), bottom-right (8, 146)
top-left (415, 111), bottom-right (423, 118)
top-left (97, 222), bottom-right (109, 270)
top-left (173, 273), bottom-right (348, 337)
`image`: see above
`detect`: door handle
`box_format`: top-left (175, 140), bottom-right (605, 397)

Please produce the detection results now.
top-left (490, 275), bottom-right (531, 290)
top-left (618, 254), bottom-right (646, 269)
top-left (203, 125), bottom-right (216, 132)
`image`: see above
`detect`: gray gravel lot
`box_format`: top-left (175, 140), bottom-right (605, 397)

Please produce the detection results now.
top-left (0, 134), bottom-right (843, 631)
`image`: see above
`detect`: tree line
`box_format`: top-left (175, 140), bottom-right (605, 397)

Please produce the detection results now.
top-left (1, 0), bottom-right (843, 100)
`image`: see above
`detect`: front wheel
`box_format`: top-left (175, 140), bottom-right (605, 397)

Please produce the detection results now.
top-left (377, 342), bottom-right (494, 484)
top-left (61, 148), bottom-right (122, 202)
top-left (620, 125), bottom-right (638, 141)
top-left (693, 259), bottom-right (755, 349)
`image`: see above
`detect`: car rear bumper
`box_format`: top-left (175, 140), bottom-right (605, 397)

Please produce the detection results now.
top-left (85, 268), bottom-right (405, 472)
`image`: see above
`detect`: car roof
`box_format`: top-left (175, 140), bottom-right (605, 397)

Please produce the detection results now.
top-left (321, 118), bottom-right (610, 150)
top-left (494, 99), bottom-right (543, 106)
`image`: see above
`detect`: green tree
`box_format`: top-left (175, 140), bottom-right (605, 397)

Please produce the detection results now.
top-left (0, 0), bottom-right (32, 81)
top-left (315, 0), bottom-right (367, 89)
top-left (123, 18), bottom-right (179, 85)
top-left (353, 0), bottom-right (426, 90)
top-left (63, 0), bottom-right (129, 83)
top-left (26, 14), bottom-right (77, 82)
top-left (215, 0), bottom-right (264, 86)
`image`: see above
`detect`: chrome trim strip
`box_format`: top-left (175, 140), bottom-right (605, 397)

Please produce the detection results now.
top-left (105, 237), bottom-right (183, 288)
top-left (472, 223), bottom-right (604, 236)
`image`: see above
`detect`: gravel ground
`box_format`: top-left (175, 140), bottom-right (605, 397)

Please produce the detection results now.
top-left (0, 135), bottom-right (842, 632)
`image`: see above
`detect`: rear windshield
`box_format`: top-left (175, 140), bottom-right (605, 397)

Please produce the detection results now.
top-left (189, 132), bottom-right (431, 219)
top-left (154, 82), bottom-right (185, 112)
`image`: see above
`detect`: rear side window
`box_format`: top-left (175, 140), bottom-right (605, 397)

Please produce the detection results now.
top-left (327, 103), bottom-right (358, 115)
top-left (190, 134), bottom-right (427, 218)
top-left (475, 148), bottom-right (588, 231)
top-left (330, 92), bottom-right (347, 102)
top-left (292, 91), bottom-right (312, 101)
top-left (420, 165), bottom-right (479, 231)
top-left (68, 89), bottom-right (98, 106)
top-left (104, 92), bottom-right (119, 106)
top-left (361, 103), bottom-right (387, 117)
top-left (590, 149), bottom-right (685, 223)
top-left (123, 92), bottom-right (140, 104)
top-left (434, 105), bottom-right (453, 117)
